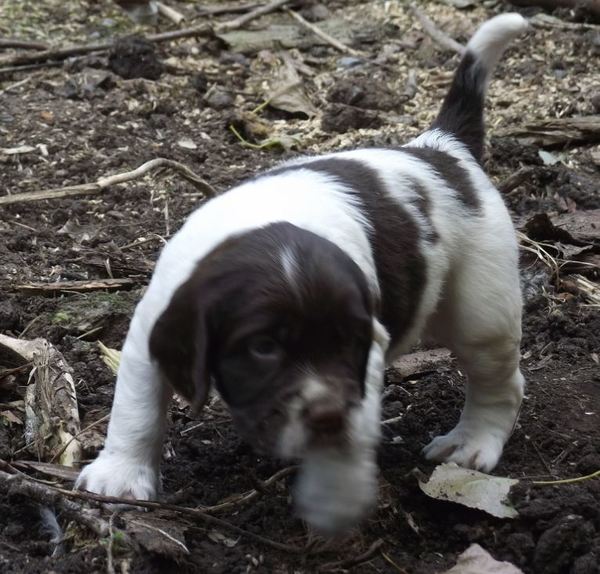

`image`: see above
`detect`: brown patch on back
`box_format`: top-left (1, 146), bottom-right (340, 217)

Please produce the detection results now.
top-left (272, 157), bottom-right (427, 348)
top-left (401, 146), bottom-right (482, 212)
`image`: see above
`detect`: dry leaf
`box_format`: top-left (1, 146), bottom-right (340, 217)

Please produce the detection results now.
top-left (177, 138), bottom-right (197, 150)
top-left (266, 56), bottom-right (317, 118)
top-left (0, 334), bottom-right (82, 466)
top-left (128, 517), bottom-right (190, 558)
top-left (208, 529), bottom-right (239, 548)
top-left (1, 410), bottom-right (22, 425)
top-left (389, 348), bottom-right (452, 379)
top-left (419, 463), bottom-right (519, 519)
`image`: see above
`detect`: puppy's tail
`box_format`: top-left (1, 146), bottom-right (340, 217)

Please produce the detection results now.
top-left (430, 13), bottom-right (528, 162)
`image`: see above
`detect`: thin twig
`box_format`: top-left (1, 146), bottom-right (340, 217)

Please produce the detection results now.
top-left (196, 2), bottom-right (263, 17)
top-left (11, 279), bottom-right (139, 294)
top-left (0, 39), bottom-right (49, 50)
top-left (0, 158), bottom-right (217, 206)
top-left (0, 77), bottom-right (32, 95)
top-left (320, 539), bottom-right (385, 572)
top-left (499, 166), bottom-right (537, 195)
top-left (286, 9), bottom-right (361, 56)
top-left (0, 468), bottom-right (124, 540)
top-left (156, 2), bottom-right (186, 25)
top-left (129, 519), bottom-right (190, 554)
top-left (0, 0), bottom-right (291, 71)
top-left (409, 4), bottom-right (465, 55)
top-left (0, 461), bottom-right (308, 553)
top-left (218, 0), bottom-right (291, 33)
top-left (204, 466), bottom-right (296, 513)
top-left (50, 414), bottom-right (110, 464)
top-left (0, 61), bottom-right (63, 76)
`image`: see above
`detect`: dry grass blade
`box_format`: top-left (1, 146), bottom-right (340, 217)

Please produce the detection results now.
top-left (98, 342), bottom-right (121, 376)
top-left (517, 231), bottom-right (561, 284)
top-left (573, 275), bottom-right (600, 307)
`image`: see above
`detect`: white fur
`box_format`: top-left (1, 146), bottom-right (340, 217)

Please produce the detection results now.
top-left (467, 13), bottom-right (529, 75)
top-left (280, 245), bottom-right (299, 288)
top-left (76, 14), bottom-right (527, 532)
top-left (76, 145), bottom-right (524, 513)
top-left (295, 319), bottom-right (389, 532)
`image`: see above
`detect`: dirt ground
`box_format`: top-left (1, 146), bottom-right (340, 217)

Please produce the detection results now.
top-left (1, 1), bottom-right (599, 573)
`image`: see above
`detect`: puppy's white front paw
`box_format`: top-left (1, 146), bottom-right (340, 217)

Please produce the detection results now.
top-left (423, 423), bottom-right (505, 472)
top-left (295, 450), bottom-right (377, 534)
top-left (75, 451), bottom-right (159, 500)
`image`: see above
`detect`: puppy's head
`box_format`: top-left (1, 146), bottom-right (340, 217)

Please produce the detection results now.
top-left (149, 222), bottom-right (375, 457)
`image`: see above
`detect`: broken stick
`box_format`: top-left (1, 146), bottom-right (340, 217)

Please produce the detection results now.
top-left (409, 3), bottom-right (466, 55)
top-left (12, 279), bottom-right (139, 294)
top-left (0, 158), bottom-right (217, 207)
top-left (0, 0), bottom-right (291, 70)
top-left (156, 2), bottom-right (186, 25)
top-left (286, 9), bottom-right (362, 56)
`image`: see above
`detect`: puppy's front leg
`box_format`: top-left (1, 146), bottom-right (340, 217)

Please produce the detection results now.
top-left (295, 321), bottom-right (388, 533)
top-left (76, 312), bottom-right (171, 499)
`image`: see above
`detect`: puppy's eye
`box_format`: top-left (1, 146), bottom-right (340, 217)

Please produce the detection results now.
top-left (247, 336), bottom-right (282, 361)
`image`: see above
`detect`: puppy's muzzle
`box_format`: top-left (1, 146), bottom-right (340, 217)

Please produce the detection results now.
top-left (304, 399), bottom-right (346, 435)
top-left (302, 390), bottom-right (358, 447)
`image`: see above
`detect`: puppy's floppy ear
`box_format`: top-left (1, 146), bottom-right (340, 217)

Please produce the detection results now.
top-left (149, 273), bottom-right (212, 412)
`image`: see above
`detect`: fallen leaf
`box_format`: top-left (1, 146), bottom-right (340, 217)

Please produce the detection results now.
top-left (1, 410), bottom-right (22, 425)
top-left (538, 150), bottom-right (561, 166)
top-left (441, 543), bottom-right (524, 574)
top-left (419, 463), bottom-right (519, 519)
top-left (389, 348), bottom-right (452, 380)
top-left (523, 213), bottom-right (595, 247)
top-left (265, 55), bottom-right (317, 118)
top-left (553, 210), bottom-right (600, 243)
top-left (177, 138), bottom-right (197, 150)
top-left (128, 517), bottom-right (189, 558)
top-left (208, 529), bottom-right (239, 548)
top-left (57, 218), bottom-right (98, 245)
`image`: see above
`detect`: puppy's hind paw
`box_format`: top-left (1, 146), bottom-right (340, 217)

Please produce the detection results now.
top-left (423, 425), bottom-right (505, 473)
top-left (75, 451), bottom-right (159, 502)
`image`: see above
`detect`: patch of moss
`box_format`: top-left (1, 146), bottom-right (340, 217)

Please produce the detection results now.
top-left (52, 310), bottom-right (72, 325)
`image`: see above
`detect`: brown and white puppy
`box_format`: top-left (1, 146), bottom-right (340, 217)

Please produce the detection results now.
top-left (77, 14), bottom-right (529, 533)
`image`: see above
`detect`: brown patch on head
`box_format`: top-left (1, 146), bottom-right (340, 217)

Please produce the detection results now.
top-left (149, 222), bottom-right (374, 453)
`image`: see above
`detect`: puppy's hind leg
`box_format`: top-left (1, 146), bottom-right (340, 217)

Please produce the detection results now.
top-left (423, 235), bottom-right (525, 472)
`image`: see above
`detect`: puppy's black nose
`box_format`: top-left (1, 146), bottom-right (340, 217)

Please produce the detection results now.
top-left (304, 401), bottom-right (345, 434)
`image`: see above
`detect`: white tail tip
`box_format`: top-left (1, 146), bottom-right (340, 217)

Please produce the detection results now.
top-left (467, 13), bottom-right (529, 71)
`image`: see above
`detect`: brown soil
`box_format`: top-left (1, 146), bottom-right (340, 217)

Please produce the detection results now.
top-left (1, 1), bottom-right (599, 573)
